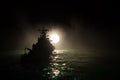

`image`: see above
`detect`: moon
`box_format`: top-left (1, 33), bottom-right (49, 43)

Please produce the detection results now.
top-left (50, 34), bottom-right (60, 43)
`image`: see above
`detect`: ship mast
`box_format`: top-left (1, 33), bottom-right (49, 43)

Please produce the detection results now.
top-left (38, 26), bottom-right (48, 38)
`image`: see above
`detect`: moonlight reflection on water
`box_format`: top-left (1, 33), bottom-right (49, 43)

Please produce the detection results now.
top-left (41, 50), bottom-right (94, 80)
top-left (42, 51), bottom-right (68, 79)
top-left (0, 50), bottom-right (105, 80)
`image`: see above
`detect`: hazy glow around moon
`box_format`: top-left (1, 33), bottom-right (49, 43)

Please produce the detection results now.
top-left (50, 34), bottom-right (60, 43)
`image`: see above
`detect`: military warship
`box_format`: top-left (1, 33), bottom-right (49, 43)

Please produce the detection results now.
top-left (21, 26), bottom-right (55, 66)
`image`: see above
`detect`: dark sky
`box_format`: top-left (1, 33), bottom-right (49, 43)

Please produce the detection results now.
top-left (0, 1), bottom-right (120, 52)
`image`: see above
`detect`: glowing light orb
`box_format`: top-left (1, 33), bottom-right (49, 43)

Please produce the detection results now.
top-left (50, 34), bottom-right (60, 43)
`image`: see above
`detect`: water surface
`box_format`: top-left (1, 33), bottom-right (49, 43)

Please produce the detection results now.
top-left (0, 50), bottom-right (119, 80)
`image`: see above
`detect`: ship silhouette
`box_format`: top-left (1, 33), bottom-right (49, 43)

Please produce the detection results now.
top-left (21, 26), bottom-right (55, 67)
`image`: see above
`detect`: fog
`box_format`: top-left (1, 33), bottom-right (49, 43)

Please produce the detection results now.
top-left (9, 16), bottom-right (119, 55)
top-left (0, 6), bottom-right (119, 55)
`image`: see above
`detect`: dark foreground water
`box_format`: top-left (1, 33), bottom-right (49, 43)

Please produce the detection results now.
top-left (0, 50), bottom-right (120, 80)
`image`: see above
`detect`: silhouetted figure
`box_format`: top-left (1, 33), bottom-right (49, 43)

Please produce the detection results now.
top-left (21, 26), bottom-right (55, 68)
